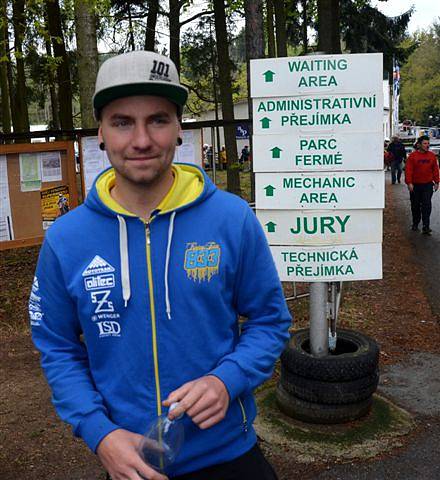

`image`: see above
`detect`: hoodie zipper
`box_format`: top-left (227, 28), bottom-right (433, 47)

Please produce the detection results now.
top-left (238, 397), bottom-right (248, 432)
top-left (145, 221), bottom-right (162, 417)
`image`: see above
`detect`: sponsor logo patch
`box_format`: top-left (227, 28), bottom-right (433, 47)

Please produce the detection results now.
top-left (184, 242), bottom-right (221, 282)
top-left (29, 276), bottom-right (43, 326)
top-left (149, 59), bottom-right (171, 82)
top-left (84, 274), bottom-right (115, 291)
top-left (90, 290), bottom-right (114, 313)
top-left (82, 256), bottom-right (115, 276)
top-left (96, 320), bottom-right (121, 337)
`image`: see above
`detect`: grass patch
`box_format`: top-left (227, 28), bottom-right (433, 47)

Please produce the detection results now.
top-left (255, 387), bottom-right (415, 463)
top-left (262, 390), bottom-right (395, 445)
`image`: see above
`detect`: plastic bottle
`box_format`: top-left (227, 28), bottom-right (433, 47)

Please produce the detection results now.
top-left (138, 402), bottom-right (185, 472)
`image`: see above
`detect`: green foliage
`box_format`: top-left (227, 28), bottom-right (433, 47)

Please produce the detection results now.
top-left (285, 0), bottom-right (316, 50)
top-left (180, 15), bottom-right (243, 116)
top-left (400, 22), bottom-right (440, 125)
top-left (340, 0), bottom-right (415, 75)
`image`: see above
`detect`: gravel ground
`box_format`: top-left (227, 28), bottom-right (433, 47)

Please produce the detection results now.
top-left (1, 173), bottom-right (440, 479)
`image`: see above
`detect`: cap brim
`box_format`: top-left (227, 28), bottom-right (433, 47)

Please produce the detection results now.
top-left (93, 82), bottom-right (188, 114)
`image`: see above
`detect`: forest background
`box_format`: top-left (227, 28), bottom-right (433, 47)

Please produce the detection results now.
top-left (0, 0), bottom-right (439, 193)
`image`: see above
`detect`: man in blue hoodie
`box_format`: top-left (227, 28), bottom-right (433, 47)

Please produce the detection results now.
top-left (30, 51), bottom-right (291, 480)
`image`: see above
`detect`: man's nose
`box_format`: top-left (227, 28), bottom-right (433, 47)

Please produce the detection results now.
top-left (132, 124), bottom-right (152, 149)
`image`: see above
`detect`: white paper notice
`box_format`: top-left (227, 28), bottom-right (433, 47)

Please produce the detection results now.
top-left (81, 136), bottom-right (111, 195)
top-left (174, 131), bottom-right (200, 166)
top-left (0, 155), bottom-right (14, 241)
top-left (40, 151), bottom-right (62, 182)
top-left (19, 153), bottom-right (41, 191)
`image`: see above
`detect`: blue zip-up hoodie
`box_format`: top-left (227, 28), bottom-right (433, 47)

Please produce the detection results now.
top-left (30, 163), bottom-right (291, 476)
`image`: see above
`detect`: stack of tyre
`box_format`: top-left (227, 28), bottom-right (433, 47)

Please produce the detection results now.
top-left (277, 328), bottom-right (380, 424)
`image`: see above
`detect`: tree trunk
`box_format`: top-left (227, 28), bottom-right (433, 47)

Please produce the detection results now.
top-left (273, 0), bottom-right (287, 57)
top-left (169, 0), bottom-right (180, 72)
top-left (6, 42), bottom-right (18, 131)
top-left (145, 0), bottom-right (159, 51)
top-left (44, 18), bottom-right (60, 130)
top-left (46, 0), bottom-right (74, 131)
top-left (127, 6), bottom-right (135, 50)
top-left (266, 0), bottom-right (276, 58)
top-left (12, 0), bottom-right (30, 133)
top-left (317, 0), bottom-right (341, 54)
top-left (301, 0), bottom-right (308, 54)
top-left (245, 0), bottom-right (264, 202)
top-left (74, 0), bottom-right (99, 128)
top-left (0, 0), bottom-right (11, 133)
top-left (213, 0), bottom-right (240, 196)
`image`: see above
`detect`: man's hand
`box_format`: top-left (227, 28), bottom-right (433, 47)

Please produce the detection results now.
top-left (434, 183), bottom-right (439, 192)
top-left (408, 183), bottom-right (414, 192)
top-left (97, 429), bottom-right (168, 480)
top-left (163, 375), bottom-right (229, 429)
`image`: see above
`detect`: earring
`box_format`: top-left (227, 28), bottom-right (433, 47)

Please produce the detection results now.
top-left (176, 137), bottom-right (183, 146)
top-left (99, 142), bottom-right (105, 151)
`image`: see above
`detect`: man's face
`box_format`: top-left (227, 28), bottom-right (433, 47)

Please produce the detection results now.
top-left (98, 95), bottom-right (181, 188)
top-left (420, 140), bottom-right (430, 152)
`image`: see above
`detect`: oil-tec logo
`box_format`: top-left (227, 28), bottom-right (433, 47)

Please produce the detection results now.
top-left (184, 242), bottom-right (221, 282)
top-left (84, 274), bottom-right (115, 291)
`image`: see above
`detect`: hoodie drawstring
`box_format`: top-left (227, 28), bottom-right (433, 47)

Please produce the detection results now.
top-left (117, 215), bottom-right (131, 307)
top-left (164, 212), bottom-right (176, 319)
top-left (117, 212), bottom-right (175, 316)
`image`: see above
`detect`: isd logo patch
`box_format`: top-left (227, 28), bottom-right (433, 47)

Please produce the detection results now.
top-left (184, 242), bottom-right (221, 282)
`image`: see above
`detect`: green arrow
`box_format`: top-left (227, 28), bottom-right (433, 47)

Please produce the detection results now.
top-left (260, 117), bottom-right (271, 129)
top-left (265, 221), bottom-right (277, 233)
top-left (264, 185), bottom-right (275, 197)
top-left (270, 146), bottom-right (282, 159)
top-left (263, 70), bottom-right (276, 82)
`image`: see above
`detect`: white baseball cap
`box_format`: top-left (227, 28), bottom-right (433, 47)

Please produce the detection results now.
top-left (93, 51), bottom-right (188, 118)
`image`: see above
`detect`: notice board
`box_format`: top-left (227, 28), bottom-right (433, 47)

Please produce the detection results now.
top-left (0, 141), bottom-right (77, 250)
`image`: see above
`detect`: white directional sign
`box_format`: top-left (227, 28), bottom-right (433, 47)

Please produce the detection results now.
top-left (253, 93), bottom-right (383, 135)
top-left (256, 171), bottom-right (385, 210)
top-left (250, 52), bottom-right (384, 282)
top-left (250, 53), bottom-right (383, 98)
top-left (270, 243), bottom-right (383, 282)
top-left (257, 209), bottom-right (383, 245)
top-left (253, 131), bottom-right (383, 172)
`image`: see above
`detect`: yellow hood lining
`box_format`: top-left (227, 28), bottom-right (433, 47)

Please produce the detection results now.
top-left (96, 164), bottom-right (204, 217)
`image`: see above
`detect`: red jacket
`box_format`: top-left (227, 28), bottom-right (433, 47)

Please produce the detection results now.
top-left (405, 151), bottom-right (439, 185)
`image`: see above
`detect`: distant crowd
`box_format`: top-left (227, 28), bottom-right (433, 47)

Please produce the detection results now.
top-left (203, 144), bottom-right (251, 171)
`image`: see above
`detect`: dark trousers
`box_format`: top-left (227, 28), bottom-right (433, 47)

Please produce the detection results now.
top-left (391, 161), bottom-right (402, 184)
top-left (410, 183), bottom-right (434, 228)
top-left (170, 444), bottom-right (278, 480)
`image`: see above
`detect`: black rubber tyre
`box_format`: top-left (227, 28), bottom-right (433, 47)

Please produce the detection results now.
top-left (276, 384), bottom-right (373, 424)
top-left (281, 329), bottom-right (379, 382)
top-left (279, 365), bottom-right (379, 405)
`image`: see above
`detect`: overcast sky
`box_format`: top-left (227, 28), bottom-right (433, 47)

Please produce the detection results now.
top-left (371, 0), bottom-right (440, 33)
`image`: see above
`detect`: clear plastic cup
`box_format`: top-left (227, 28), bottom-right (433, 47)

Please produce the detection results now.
top-left (138, 402), bottom-right (184, 472)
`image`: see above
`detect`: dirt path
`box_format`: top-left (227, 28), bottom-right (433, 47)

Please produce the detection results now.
top-left (1, 177), bottom-right (440, 479)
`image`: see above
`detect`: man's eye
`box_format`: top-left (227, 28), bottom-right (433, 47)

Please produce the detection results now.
top-left (112, 119), bottom-right (131, 127)
top-left (152, 116), bottom-right (169, 125)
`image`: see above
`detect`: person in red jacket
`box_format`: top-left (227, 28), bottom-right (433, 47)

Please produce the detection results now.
top-left (405, 135), bottom-right (440, 234)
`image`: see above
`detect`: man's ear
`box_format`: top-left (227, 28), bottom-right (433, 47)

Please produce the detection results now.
top-left (98, 125), bottom-right (103, 144)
